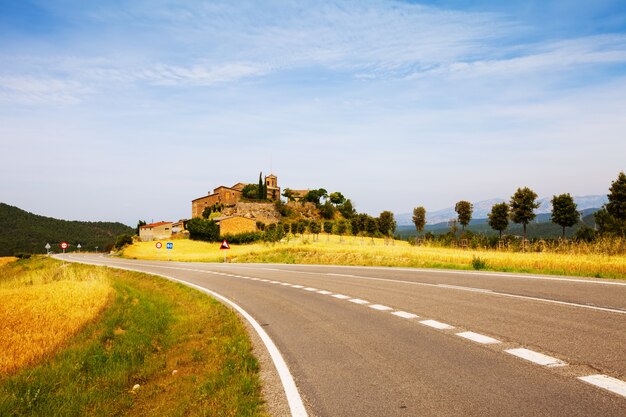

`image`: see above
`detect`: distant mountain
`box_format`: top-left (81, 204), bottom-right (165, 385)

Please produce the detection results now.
top-left (396, 195), bottom-right (608, 226)
top-left (0, 203), bottom-right (134, 256)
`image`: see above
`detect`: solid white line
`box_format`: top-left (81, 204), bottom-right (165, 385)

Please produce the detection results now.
top-left (303, 287), bottom-right (318, 292)
top-left (369, 304), bottom-right (392, 311)
top-left (578, 374), bottom-right (626, 398)
top-left (456, 331), bottom-right (500, 344)
top-left (60, 255), bottom-right (308, 417)
top-left (348, 298), bottom-right (369, 305)
top-left (317, 290), bottom-right (333, 295)
top-left (420, 319), bottom-right (454, 330)
top-left (332, 294), bottom-right (351, 299)
top-left (391, 311), bottom-right (419, 319)
top-left (505, 348), bottom-right (567, 367)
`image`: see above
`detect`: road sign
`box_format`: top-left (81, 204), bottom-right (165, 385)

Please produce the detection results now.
top-left (60, 242), bottom-right (68, 250)
top-left (45, 243), bottom-right (51, 250)
top-left (156, 242), bottom-right (163, 249)
top-left (166, 242), bottom-right (173, 250)
top-left (220, 240), bottom-right (230, 250)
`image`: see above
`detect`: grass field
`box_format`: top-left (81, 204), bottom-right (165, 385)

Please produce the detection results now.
top-left (122, 235), bottom-right (626, 279)
top-left (0, 257), bottom-right (268, 417)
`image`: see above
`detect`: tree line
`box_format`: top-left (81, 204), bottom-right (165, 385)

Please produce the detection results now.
top-left (411, 172), bottom-right (626, 241)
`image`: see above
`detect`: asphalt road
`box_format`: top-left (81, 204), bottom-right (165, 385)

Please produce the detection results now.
top-left (60, 254), bottom-right (626, 416)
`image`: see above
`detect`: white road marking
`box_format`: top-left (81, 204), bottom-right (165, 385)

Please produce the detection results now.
top-left (505, 348), bottom-right (567, 367)
top-left (348, 298), bottom-right (369, 305)
top-left (456, 331), bottom-right (500, 344)
top-left (369, 304), bottom-right (392, 311)
top-left (438, 284), bottom-right (493, 293)
top-left (281, 283), bottom-right (292, 286)
top-left (578, 374), bottom-right (626, 398)
top-left (60, 256), bottom-right (308, 417)
top-left (270, 281), bottom-right (281, 284)
top-left (332, 294), bottom-right (351, 299)
top-left (303, 287), bottom-right (318, 292)
top-left (317, 290), bottom-right (333, 295)
top-left (291, 285), bottom-right (304, 289)
top-left (260, 279), bottom-right (270, 282)
top-left (392, 311), bottom-right (419, 319)
top-left (420, 320), bottom-right (454, 330)
top-left (327, 273), bottom-right (358, 278)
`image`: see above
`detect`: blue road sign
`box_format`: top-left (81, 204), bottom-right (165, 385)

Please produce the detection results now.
top-left (166, 242), bottom-right (173, 250)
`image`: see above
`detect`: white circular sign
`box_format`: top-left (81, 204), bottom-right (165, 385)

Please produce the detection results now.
top-left (155, 242), bottom-right (163, 249)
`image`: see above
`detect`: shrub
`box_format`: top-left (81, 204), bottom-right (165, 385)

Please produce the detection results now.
top-left (222, 232), bottom-right (264, 244)
top-left (114, 234), bottom-right (133, 249)
top-left (471, 256), bottom-right (487, 270)
top-left (186, 218), bottom-right (220, 242)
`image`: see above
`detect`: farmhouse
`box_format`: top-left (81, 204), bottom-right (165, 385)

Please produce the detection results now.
top-left (139, 221), bottom-right (173, 241)
top-left (192, 174), bottom-right (281, 218)
top-left (214, 216), bottom-right (257, 236)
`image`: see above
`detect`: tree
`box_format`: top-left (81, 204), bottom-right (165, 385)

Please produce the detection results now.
top-left (329, 192), bottom-right (346, 206)
top-left (334, 219), bottom-right (349, 241)
top-left (338, 199), bottom-right (356, 219)
top-left (303, 188), bottom-right (328, 206)
top-left (257, 172), bottom-right (265, 200)
top-left (378, 211), bottom-right (397, 237)
top-left (412, 207), bottom-right (426, 236)
top-left (309, 221), bottom-right (321, 239)
top-left (605, 171), bottom-right (626, 236)
top-left (186, 218), bottom-right (220, 242)
top-left (365, 216), bottom-right (379, 240)
top-left (318, 201), bottom-right (336, 219)
top-left (488, 202), bottom-right (509, 239)
top-left (551, 193), bottom-right (580, 238)
top-left (282, 188), bottom-right (296, 202)
top-left (242, 184), bottom-right (259, 200)
top-left (509, 187), bottom-right (540, 242)
top-left (136, 220), bottom-right (146, 235)
top-left (323, 221), bottom-right (334, 240)
top-left (455, 200), bottom-right (473, 232)
top-left (114, 234), bottom-right (133, 249)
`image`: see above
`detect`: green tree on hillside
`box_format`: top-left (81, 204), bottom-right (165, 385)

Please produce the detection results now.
top-left (303, 189), bottom-right (328, 206)
top-left (323, 221), bottom-right (334, 234)
top-left (186, 218), bottom-right (220, 242)
top-left (412, 207), bottom-right (426, 236)
top-left (282, 188), bottom-right (296, 202)
top-left (488, 202), bottom-right (509, 239)
top-left (338, 199), bottom-right (356, 218)
top-left (257, 172), bottom-right (265, 200)
top-left (319, 201), bottom-right (336, 219)
top-left (242, 184), bottom-right (259, 200)
top-left (378, 211), bottom-right (397, 237)
top-left (365, 216), bottom-right (379, 240)
top-left (334, 219), bottom-right (349, 241)
top-left (136, 220), bottom-right (146, 235)
top-left (551, 194), bottom-right (580, 238)
top-left (309, 221), bottom-right (321, 239)
top-left (596, 171), bottom-right (626, 236)
top-left (510, 187), bottom-right (540, 242)
top-left (329, 192), bottom-right (346, 206)
top-left (455, 200), bottom-right (473, 232)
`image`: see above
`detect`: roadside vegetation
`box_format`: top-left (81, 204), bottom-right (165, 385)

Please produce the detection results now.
top-left (122, 235), bottom-right (626, 279)
top-left (0, 257), bottom-right (267, 417)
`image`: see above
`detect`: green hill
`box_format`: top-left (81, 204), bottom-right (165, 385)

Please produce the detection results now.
top-left (0, 203), bottom-right (134, 256)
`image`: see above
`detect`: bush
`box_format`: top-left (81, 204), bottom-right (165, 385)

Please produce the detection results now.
top-left (471, 256), bottom-right (487, 270)
top-left (222, 232), bottom-right (264, 244)
top-left (186, 218), bottom-right (220, 242)
top-left (14, 252), bottom-right (31, 259)
top-left (114, 234), bottom-right (133, 250)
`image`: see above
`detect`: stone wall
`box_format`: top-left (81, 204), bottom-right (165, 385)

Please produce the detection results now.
top-left (222, 202), bottom-right (281, 224)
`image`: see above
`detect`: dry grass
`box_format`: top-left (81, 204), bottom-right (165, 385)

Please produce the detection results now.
top-left (123, 234), bottom-right (626, 279)
top-left (0, 257), bottom-right (17, 268)
top-left (0, 258), bottom-right (112, 374)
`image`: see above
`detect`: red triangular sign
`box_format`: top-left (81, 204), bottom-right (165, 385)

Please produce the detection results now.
top-left (220, 240), bottom-right (230, 250)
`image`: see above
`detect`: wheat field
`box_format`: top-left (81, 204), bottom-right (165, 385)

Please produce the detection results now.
top-left (122, 235), bottom-right (626, 279)
top-left (0, 258), bottom-right (112, 374)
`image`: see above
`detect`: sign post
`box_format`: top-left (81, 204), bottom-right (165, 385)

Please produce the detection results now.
top-left (220, 239), bottom-right (230, 263)
top-left (166, 242), bottom-right (173, 261)
top-left (77, 244), bottom-right (82, 253)
top-left (45, 243), bottom-right (51, 255)
top-left (60, 242), bottom-right (68, 254)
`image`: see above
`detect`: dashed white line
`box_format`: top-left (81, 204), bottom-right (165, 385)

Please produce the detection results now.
top-left (332, 294), bottom-right (351, 299)
top-left (291, 285), bottom-right (304, 289)
top-left (578, 374), bottom-right (626, 398)
top-left (392, 311), bottom-right (419, 319)
top-left (281, 283), bottom-right (291, 286)
top-left (369, 304), bottom-right (392, 311)
top-left (317, 290), bottom-right (333, 295)
top-left (420, 319), bottom-right (454, 330)
top-left (270, 281), bottom-right (281, 284)
top-left (348, 298), bottom-right (369, 305)
top-left (456, 331), bottom-right (500, 344)
top-left (505, 348), bottom-right (567, 367)
top-left (303, 287), bottom-right (318, 292)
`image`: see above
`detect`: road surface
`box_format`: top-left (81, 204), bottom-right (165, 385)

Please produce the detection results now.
top-left (59, 254), bottom-right (626, 416)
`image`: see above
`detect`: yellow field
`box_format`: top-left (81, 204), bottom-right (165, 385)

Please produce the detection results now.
top-left (0, 257), bottom-right (17, 268)
top-left (122, 235), bottom-right (626, 279)
top-left (0, 258), bottom-right (112, 374)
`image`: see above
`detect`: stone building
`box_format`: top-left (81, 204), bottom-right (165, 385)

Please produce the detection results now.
top-left (192, 174), bottom-right (281, 218)
top-left (139, 221), bottom-right (173, 241)
top-left (214, 216), bottom-right (258, 236)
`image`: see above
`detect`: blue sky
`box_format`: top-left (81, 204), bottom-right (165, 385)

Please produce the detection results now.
top-left (1, 0), bottom-right (625, 226)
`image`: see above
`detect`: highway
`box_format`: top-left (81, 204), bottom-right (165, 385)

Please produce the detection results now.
top-left (60, 254), bottom-right (626, 416)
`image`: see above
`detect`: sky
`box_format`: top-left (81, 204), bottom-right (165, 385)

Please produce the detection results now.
top-left (1, 0), bottom-right (625, 226)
